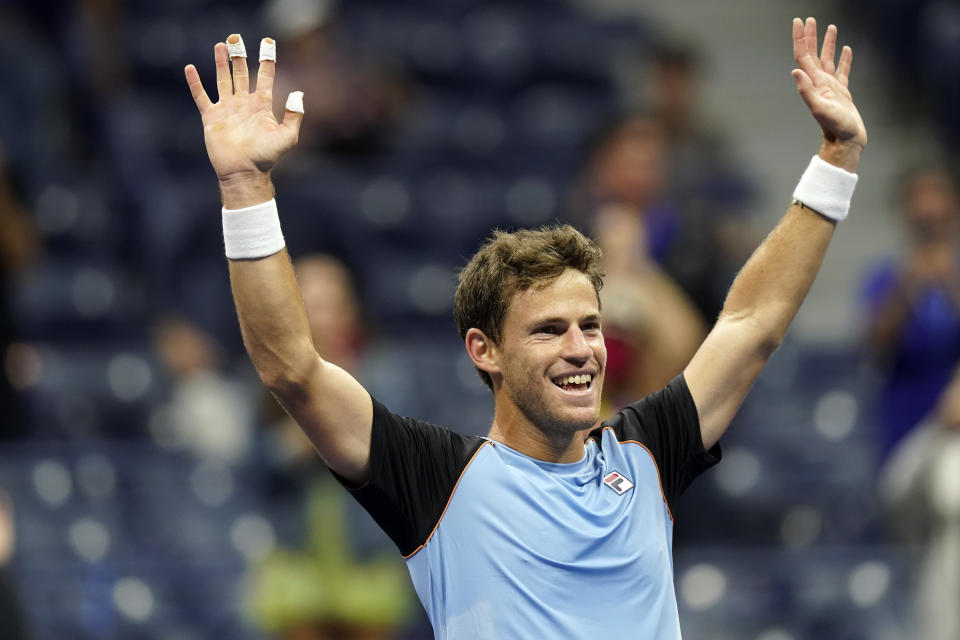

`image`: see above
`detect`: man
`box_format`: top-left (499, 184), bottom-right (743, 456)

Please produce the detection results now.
top-left (184, 18), bottom-right (867, 638)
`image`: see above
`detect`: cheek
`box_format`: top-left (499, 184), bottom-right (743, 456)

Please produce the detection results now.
top-left (593, 337), bottom-right (608, 365)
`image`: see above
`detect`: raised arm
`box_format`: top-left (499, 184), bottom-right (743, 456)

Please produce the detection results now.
top-left (185, 35), bottom-right (373, 483)
top-left (685, 18), bottom-right (868, 448)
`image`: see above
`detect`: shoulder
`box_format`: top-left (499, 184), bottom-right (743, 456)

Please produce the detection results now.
top-left (590, 375), bottom-right (698, 444)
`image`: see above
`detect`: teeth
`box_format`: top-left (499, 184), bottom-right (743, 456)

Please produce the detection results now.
top-left (555, 374), bottom-right (592, 386)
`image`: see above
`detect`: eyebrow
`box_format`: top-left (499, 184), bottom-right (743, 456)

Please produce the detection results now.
top-left (529, 314), bottom-right (601, 327)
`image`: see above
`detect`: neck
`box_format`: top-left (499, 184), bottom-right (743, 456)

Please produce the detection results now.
top-left (486, 396), bottom-right (592, 463)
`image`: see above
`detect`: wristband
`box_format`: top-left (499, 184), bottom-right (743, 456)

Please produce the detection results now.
top-left (792, 154), bottom-right (858, 222)
top-left (222, 199), bottom-right (285, 259)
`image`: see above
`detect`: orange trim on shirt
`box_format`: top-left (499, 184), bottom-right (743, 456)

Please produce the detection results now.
top-left (589, 426), bottom-right (674, 523)
top-left (403, 440), bottom-right (493, 560)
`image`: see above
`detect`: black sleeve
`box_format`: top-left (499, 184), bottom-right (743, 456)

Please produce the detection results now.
top-left (599, 374), bottom-right (721, 512)
top-left (331, 398), bottom-right (486, 557)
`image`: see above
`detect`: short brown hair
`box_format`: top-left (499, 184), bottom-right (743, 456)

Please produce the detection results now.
top-left (454, 224), bottom-right (604, 389)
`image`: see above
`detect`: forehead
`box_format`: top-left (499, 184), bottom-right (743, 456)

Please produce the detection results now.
top-left (504, 269), bottom-right (600, 328)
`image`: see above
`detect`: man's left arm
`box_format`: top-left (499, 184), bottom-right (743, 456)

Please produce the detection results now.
top-left (685, 18), bottom-right (867, 449)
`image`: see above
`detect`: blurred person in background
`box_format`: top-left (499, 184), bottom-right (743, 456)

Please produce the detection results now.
top-left (0, 141), bottom-right (40, 440)
top-left (0, 492), bottom-right (29, 639)
top-left (262, 255), bottom-right (367, 476)
top-left (253, 254), bottom-right (419, 640)
top-left (645, 42), bottom-right (757, 324)
top-left (862, 166), bottom-right (960, 460)
top-left (574, 115), bottom-right (706, 413)
top-left (880, 364), bottom-right (960, 640)
top-left (264, 0), bottom-right (410, 163)
top-left (247, 482), bottom-right (415, 640)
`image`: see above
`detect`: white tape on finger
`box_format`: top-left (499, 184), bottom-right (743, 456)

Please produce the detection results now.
top-left (285, 91), bottom-right (304, 114)
top-left (226, 34), bottom-right (247, 58)
top-left (259, 38), bottom-right (276, 62)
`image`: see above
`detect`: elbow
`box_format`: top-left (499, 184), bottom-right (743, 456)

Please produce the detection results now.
top-left (256, 349), bottom-right (321, 404)
top-left (717, 309), bottom-right (785, 359)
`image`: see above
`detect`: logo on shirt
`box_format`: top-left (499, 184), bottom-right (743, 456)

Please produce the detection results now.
top-left (603, 470), bottom-right (634, 495)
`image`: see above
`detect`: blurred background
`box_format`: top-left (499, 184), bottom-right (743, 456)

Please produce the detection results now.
top-left (1, 0), bottom-right (959, 638)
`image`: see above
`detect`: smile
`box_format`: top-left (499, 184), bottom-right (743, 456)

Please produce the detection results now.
top-left (551, 373), bottom-right (593, 392)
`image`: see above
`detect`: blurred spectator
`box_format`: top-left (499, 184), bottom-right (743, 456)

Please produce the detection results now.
top-left (0, 142), bottom-right (40, 439)
top-left (265, 0), bottom-right (411, 162)
top-left (253, 255), bottom-right (416, 639)
top-left (0, 492), bottom-right (29, 639)
top-left (247, 482), bottom-right (415, 640)
top-left (879, 365), bottom-right (960, 640)
top-left (152, 315), bottom-right (256, 463)
top-left (862, 166), bottom-right (960, 459)
top-left (644, 42), bottom-right (756, 323)
top-left (261, 255), bottom-right (367, 475)
top-left (573, 115), bottom-right (706, 413)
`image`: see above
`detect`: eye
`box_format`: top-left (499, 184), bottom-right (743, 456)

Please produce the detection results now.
top-left (581, 321), bottom-right (601, 332)
top-left (536, 325), bottom-right (561, 335)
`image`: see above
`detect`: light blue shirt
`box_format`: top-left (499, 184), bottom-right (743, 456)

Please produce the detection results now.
top-left (406, 428), bottom-right (681, 639)
top-left (344, 376), bottom-right (719, 639)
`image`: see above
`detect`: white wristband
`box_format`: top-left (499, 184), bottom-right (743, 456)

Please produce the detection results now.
top-left (792, 154), bottom-right (859, 222)
top-left (222, 199), bottom-right (285, 259)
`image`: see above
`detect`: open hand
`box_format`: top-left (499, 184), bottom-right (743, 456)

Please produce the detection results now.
top-left (184, 35), bottom-right (302, 182)
top-left (791, 18), bottom-right (867, 154)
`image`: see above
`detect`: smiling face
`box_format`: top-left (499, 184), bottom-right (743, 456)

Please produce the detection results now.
top-left (492, 269), bottom-right (607, 439)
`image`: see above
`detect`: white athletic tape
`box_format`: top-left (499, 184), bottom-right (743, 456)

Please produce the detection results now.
top-left (792, 154), bottom-right (858, 222)
top-left (226, 34), bottom-right (247, 58)
top-left (285, 91), bottom-right (304, 114)
top-left (222, 199), bottom-right (285, 259)
top-left (259, 38), bottom-right (276, 62)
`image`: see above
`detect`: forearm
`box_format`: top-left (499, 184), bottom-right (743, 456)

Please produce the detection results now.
top-left (230, 251), bottom-right (317, 387)
top-left (720, 141), bottom-right (859, 342)
top-left (221, 175), bottom-right (317, 387)
top-left (720, 202), bottom-right (835, 344)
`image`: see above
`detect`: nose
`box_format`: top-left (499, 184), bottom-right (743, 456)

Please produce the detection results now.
top-left (562, 326), bottom-right (593, 363)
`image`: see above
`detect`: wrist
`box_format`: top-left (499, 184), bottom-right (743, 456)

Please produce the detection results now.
top-left (792, 154), bottom-right (859, 222)
top-left (818, 140), bottom-right (863, 173)
top-left (219, 172), bottom-right (274, 209)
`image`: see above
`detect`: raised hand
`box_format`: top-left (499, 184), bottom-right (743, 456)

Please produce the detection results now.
top-left (791, 18), bottom-right (867, 159)
top-left (184, 35), bottom-right (302, 186)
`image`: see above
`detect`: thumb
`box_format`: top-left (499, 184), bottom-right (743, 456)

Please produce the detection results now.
top-left (791, 69), bottom-right (816, 101)
top-left (280, 90), bottom-right (304, 144)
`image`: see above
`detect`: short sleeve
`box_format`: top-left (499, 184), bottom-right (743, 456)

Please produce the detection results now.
top-left (598, 374), bottom-right (720, 512)
top-left (332, 398), bottom-right (485, 557)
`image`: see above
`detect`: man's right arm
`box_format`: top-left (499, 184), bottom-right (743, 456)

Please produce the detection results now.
top-left (185, 36), bottom-right (372, 484)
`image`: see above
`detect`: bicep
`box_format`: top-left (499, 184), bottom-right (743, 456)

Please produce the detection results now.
top-left (684, 314), bottom-right (776, 449)
top-left (273, 356), bottom-right (374, 485)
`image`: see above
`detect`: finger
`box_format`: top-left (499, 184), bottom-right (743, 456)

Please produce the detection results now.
top-left (256, 37), bottom-right (277, 97)
top-left (820, 24), bottom-right (837, 74)
top-left (226, 34), bottom-right (249, 94)
top-left (792, 18), bottom-right (819, 77)
top-left (280, 91), bottom-right (304, 147)
top-left (184, 64), bottom-right (213, 113)
top-left (804, 17), bottom-right (818, 67)
top-left (837, 45), bottom-right (853, 87)
top-left (214, 42), bottom-right (232, 102)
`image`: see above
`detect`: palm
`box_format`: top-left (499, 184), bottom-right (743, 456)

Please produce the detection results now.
top-left (185, 39), bottom-right (301, 180)
top-left (201, 96), bottom-right (289, 176)
top-left (792, 18), bottom-right (867, 149)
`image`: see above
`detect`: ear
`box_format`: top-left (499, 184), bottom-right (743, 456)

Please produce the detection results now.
top-left (465, 328), bottom-right (501, 378)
